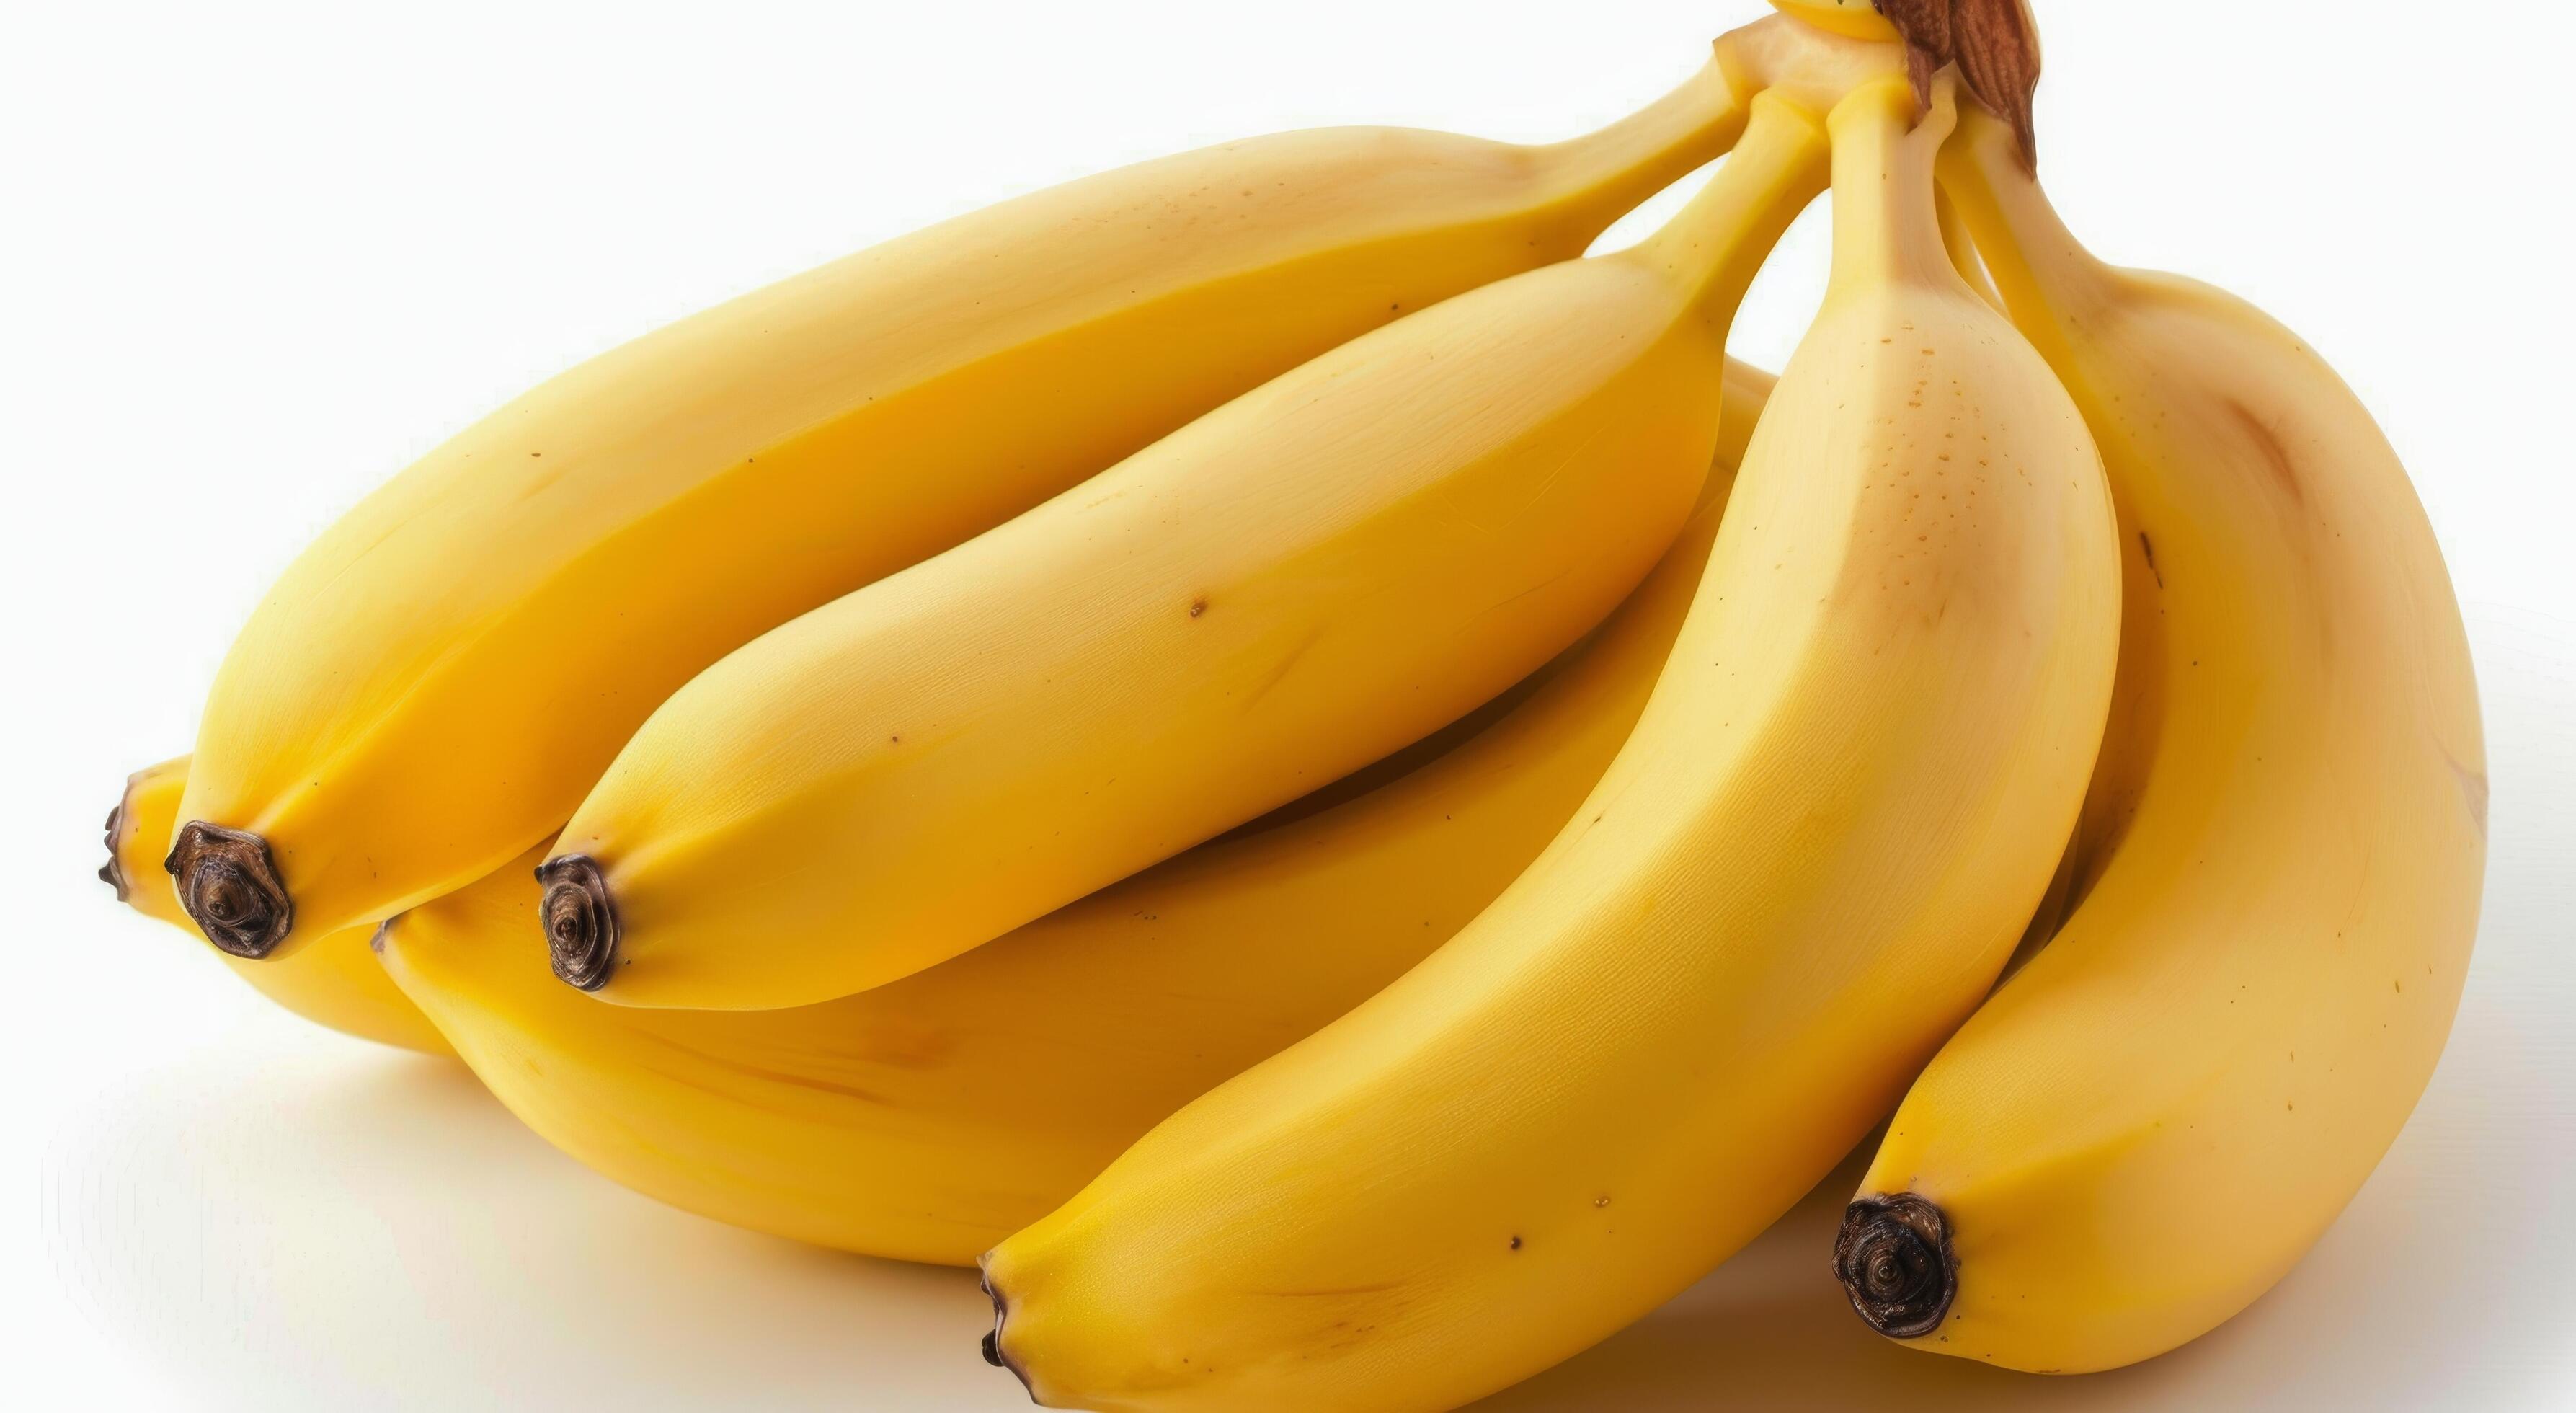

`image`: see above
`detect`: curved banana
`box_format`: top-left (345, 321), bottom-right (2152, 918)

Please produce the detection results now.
top-left (1834, 110), bottom-right (2486, 1374)
top-left (102, 758), bottom-right (450, 1056)
top-left (543, 99), bottom-right (1833, 1011)
top-left (370, 357), bottom-right (1771, 1267)
top-left (168, 56), bottom-right (1756, 959)
top-left (978, 77), bottom-right (2118, 1413)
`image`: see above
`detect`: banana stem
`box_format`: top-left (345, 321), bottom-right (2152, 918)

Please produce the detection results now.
top-left (1632, 93), bottom-right (1831, 324)
top-left (1935, 109), bottom-right (2118, 352)
top-left (1717, 13), bottom-right (1906, 117)
top-left (1824, 76), bottom-right (1966, 300)
top-left (1536, 57), bottom-right (1750, 224)
top-left (1767, 0), bottom-right (1902, 44)
top-left (1936, 185), bottom-right (2007, 311)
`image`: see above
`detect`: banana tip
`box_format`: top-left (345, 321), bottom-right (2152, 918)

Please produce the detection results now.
top-left (978, 1263), bottom-right (1039, 1402)
top-left (1834, 1192), bottom-right (1958, 1339)
top-left (536, 854), bottom-right (619, 991)
top-left (164, 820), bottom-right (294, 958)
top-left (99, 798), bottom-right (130, 901)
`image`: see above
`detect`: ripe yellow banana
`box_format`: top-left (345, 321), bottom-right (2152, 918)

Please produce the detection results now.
top-left (978, 76), bottom-right (2119, 1413)
top-left (370, 358), bottom-right (1772, 1266)
top-left (543, 99), bottom-right (1832, 1012)
top-left (102, 758), bottom-right (450, 1056)
top-left (167, 57), bottom-right (1757, 960)
top-left (1769, 0), bottom-right (1901, 43)
top-left (1834, 109), bottom-right (2487, 1374)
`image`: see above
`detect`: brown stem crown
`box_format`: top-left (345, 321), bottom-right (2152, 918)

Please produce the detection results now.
top-left (1834, 1192), bottom-right (1958, 1339)
top-left (1875, 0), bottom-right (2042, 169)
top-left (536, 854), bottom-right (619, 991)
top-left (99, 801), bottom-right (131, 901)
top-left (977, 1266), bottom-right (1037, 1401)
top-left (164, 821), bottom-right (294, 958)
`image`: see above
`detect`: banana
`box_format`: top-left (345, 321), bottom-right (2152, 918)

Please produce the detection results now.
top-left (977, 76), bottom-right (2119, 1413)
top-left (102, 758), bottom-right (450, 1056)
top-left (541, 99), bottom-right (1833, 1012)
top-left (1834, 109), bottom-right (2486, 1374)
top-left (167, 56), bottom-right (1757, 959)
top-left (1768, 0), bottom-right (1901, 43)
top-left (368, 362), bottom-right (1770, 1267)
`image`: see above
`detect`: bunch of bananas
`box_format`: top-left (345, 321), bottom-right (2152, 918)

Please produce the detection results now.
top-left (107, 1), bottom-right (2484, 1407)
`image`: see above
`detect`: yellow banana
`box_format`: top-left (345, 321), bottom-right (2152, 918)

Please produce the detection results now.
top-left (370, 357), bottom-right (1772, 1267)
top-left (979, 76), bottom-right (2118, 1413)
top-left (167, 56), bottom-right (1756, 958)
top-left (543, 100), bottom-right (1831, 1012)
top-left (1835, 109), bottom-right (2486, 1374)
top-left (1768, 0), bottom-right (1900, 43)
top-left (102, 758), bottom-right (450, 1056)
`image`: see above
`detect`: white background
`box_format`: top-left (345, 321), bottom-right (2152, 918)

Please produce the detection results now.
top-left (5, 1), bottom-right (2571, 1407)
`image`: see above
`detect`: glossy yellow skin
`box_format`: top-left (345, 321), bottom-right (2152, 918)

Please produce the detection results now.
top-left (179, 60), bottom-right (1754, 949)
top-left (1768, 0), bottom-right (1900, 43)
top-left (981, 80), bottom-right (2120, 1413)
top-left (105, 758), bottom-right (450, 1056)
top-left (369, 366), bottom-right (1771, 1267)
top-left (1852, 113), bottom-right (2487, 1374)
top-left (557, 99), bottom-right (1828, 1011)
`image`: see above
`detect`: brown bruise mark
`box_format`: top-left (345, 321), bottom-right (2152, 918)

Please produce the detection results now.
top-left (2444, 746), bottom-right (2490, 840)
top-left (2226, 399), bottom-right (2308, 508)
top-left (633, 1028), bottom-right (895, 1107)
top-left (1250, 1282), bottom-right (1403, 1298)
top-left (1239, 624), bottom-right (1324, 714)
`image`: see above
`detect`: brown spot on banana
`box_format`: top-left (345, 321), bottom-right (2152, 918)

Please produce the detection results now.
top-left (2227, 399), bottom-right (2309, 508)
top-left (2446, 749), bottom-right (2491, 839)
